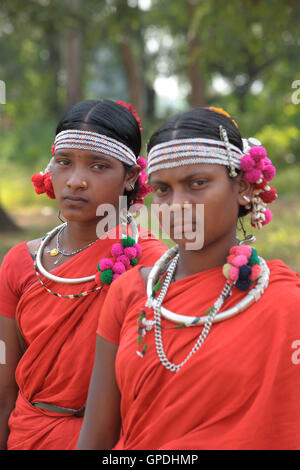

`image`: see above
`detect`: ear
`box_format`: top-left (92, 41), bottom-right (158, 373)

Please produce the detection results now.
top-left (124, 165), bottom-right (140, 191)
top-left (236, 173), bottom-right (253, 209)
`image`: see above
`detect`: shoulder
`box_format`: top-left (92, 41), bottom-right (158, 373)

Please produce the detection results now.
top-left (267, 259), bottom-right (300, 288)
top-left (26, 238), bottom-right (43, 258)
top-left (137, 228), bottom-right (168, 264)
top-left (106, 265), bottom-right (147, 310)
top-left (1, 241), bottom-right (31, 265)
top-left (265, 259), bottom-right (300, 308)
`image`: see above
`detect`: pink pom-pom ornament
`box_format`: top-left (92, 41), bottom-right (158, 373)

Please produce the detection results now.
top-left (236, 245), bottom-right (252, 258)
top-left (112, 262), bottom-right (126, 274)
top-left (111, 243), bottom-right (124, 259)
top-left (240, 155), bottom-right (255, 172)
top-left (231, 255), bottom-right (249, 267)
top-left (124, 247), bottom-right (137, 260)
top-left (249, 264), bottom-right (262, 280)
top-left (137, 157), bottom-right (147, 170)
top-left (244, 168), bottom-right (262, 184)
top-left (98, 258), bottom-right (114, 271)
top-left (262, 208), bottom-right (272, 226)
top-left (134, 243), bottom-right (142, 257)
top-left (262, 165), bottom-right (276, 182)
top-left (117, 255), bottom-right (131, 267)
top-left (249, 146), bottom-right (267, 159)
top-left (229, 266), bottom-right (239, 281)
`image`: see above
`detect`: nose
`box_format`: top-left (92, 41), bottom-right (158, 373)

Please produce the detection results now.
top-left (66, 168), bottom-right (88, 191)
top-left (169, 189), bottom-right (190, 211)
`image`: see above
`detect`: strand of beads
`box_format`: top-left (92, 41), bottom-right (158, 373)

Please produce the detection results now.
top-left (34, 262), bottom-right (103, 299)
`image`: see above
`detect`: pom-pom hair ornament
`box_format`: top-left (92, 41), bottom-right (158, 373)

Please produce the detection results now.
top-left (240, 145), bottom-right (277, 229)
top-left (31, 171), bottom-right (55, 199)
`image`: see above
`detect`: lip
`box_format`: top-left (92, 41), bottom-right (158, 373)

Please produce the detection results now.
top-left (170, 222), bottom-right (198, 230)
top-left (63, 195), bottom-right (89, 204)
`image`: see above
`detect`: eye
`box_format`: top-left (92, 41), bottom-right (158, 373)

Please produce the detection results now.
top-left (92, 162), bottom-right (109, 170)
top-left (56, 158), bottom-right (71, 166)
top-left (153, 185), bottom-right (169, 196)
top-left (190, 179), bottom-right (207, 189)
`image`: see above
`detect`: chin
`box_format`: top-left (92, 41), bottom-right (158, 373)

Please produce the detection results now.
top-left (60, 209), bottom-right (95, 224)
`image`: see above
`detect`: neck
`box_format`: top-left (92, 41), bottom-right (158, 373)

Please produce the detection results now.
top-left (61, 220), bottom-right (99, 251)
top-left (174, 230), bottom-right (237, 281)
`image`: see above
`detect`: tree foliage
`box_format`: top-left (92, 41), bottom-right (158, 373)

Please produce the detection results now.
top-left (0, 0), bottom-right (299, 173)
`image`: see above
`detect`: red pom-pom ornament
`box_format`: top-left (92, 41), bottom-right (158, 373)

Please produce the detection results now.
top-left (115, 100), bottom-right (143, 131)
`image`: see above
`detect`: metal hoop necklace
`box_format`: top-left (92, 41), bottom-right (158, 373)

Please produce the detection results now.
top-left (142, 246), bottom-right (270, 372)
top-left (35, 213), bottom-right (139, 285)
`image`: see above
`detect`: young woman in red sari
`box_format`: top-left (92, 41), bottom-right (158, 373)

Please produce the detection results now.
top-left (0, 99), bottom-right (167, 450)
top-left (77, 107), bottom-right (300, 450)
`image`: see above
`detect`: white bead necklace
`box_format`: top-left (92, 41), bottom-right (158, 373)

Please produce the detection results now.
top-left (36, 213), bottom-right (139, 284)
top-left (145, 246), bottom-right (270, 372)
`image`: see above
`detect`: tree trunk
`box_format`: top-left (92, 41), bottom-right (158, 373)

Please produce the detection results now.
top-left (65, 0), bottom-right (82, 110)
top-left (187, 2), bottom-right (206, 107)
top-left (118, 36), bottom-right (143, 120)
top-left (0, 205), bottom-right (20, 232)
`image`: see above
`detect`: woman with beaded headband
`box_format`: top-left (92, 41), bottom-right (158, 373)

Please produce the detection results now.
top-left (78, 107), bottom-right (300, 450)
top-left (0, 99), bottom-right (167, 450)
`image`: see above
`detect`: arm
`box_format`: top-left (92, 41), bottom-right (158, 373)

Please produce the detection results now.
top-left (0, 316), bottom-right (22, 450)
top-left (77, 335), bottom-right (121, 450)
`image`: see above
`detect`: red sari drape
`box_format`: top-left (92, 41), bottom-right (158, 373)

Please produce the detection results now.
top-left (5, 228), bottom-right (166, 450)
top-left (98, 260), bottom-right (300, 450)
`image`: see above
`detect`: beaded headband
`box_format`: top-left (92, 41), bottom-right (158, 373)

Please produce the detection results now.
top-left (53, 129), bottom-right (137, 166)
top-left (147, 134), bottom-right (243, 177)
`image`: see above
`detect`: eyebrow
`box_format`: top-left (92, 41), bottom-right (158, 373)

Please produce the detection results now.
top-left (55, 150), bottom-right (111, 162)
top-left (149, 170), bottom-right (213, 185)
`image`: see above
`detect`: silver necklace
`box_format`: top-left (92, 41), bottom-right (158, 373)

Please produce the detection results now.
top-left (48, 224), bottom-right (98, 265)
top-left (36, 213), bottom-right (139, 284)
top-left (145, 246), bottom-right (270, 373)
top-left (152, 254), bottom-right (233, 372)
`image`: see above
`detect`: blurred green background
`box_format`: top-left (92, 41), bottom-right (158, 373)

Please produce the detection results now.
top-left (0, 0), bottom-right (299, 271)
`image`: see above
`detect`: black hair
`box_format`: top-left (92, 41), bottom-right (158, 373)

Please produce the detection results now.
top-left (147, 107), bottom-right (247, 217)
top-left (56, 99), bottom-right (141, 207)
top-left (147, 107), bottom-right (242, 152)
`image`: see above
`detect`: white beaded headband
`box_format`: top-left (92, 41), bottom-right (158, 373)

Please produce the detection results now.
top-left (53, 129), bottom-right (137, 166)
top-left (147, 128), bottom-right (243, 177)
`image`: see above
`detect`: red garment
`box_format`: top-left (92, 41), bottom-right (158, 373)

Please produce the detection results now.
top-left (97, 260), bottom-right (300, 450)
top-left (0, 227), bottom-right (167, 450)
